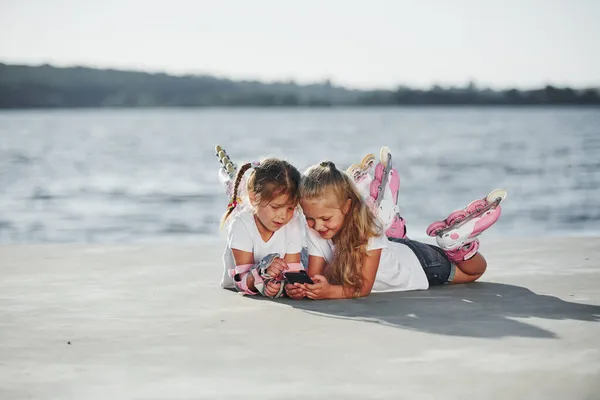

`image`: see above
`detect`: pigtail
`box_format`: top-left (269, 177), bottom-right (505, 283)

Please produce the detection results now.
top-left (219, 157), bottom-right (301, 230)
top-left (221, 162), bottom-right (253, 228)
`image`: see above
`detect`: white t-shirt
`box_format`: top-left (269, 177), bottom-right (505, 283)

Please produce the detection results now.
top-left (221, 208), bottom-right (305, 288)
top-left (305, 228), bottom-right (429, 292)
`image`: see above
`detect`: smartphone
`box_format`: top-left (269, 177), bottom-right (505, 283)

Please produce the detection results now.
top-left (284, 270), bottom-right (314, 285)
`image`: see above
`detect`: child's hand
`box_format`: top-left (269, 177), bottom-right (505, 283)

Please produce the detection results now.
top-left (264, 281), bottom-right (282, 297)
top-left (304, 275), bottom-right (332, 300)
top-left (266, 257), bottom-right (288, 280)
top-left (285, 283), bottom-right (306, 299)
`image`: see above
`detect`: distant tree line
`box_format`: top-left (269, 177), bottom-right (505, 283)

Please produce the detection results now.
top-left (0, 63), bottom-right (598, 108)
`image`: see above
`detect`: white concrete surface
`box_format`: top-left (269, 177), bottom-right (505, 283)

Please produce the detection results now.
top-left (1, 237), bottom-right (599, 399)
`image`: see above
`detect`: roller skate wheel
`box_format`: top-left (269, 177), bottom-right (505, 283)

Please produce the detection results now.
top-left (486, 189), bottom-right (507, 204)
top-left (346, 163), bottom-right (364, 181)
top-left (225, 162), bottom-right (235, 173)
top-left (218, 150), bottom-right (228, 162)
top-left (446, 210), bottom-right (468, 226)
top-left (360, 154), bottom-right (376, 170)
top-left (215, 145), bottom-right (223, 154)
top-left (466, 199), bottom-right (488, 214)
top-left (426, 220), bottom-right (447, 237)
top-left (379, 146), bottom-right (391, 165)
top-left (346, 163), bottom-right (358, 174)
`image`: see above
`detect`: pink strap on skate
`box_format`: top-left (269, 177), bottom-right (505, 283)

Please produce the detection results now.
top-left (444, 240), bottom-right (480, 263)
top-left (462, 240), bottom-right (480, 260)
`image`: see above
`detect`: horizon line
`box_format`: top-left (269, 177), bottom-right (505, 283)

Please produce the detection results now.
top-left (2, 60), bottom-right (599, 92)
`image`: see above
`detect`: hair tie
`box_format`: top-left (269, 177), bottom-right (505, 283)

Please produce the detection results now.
top-left (227, 198), bottom-right (238, 210)
top-left (251, 160), bottom-right (261, 168)
top-left (320, 161), bottom-right (336, 169)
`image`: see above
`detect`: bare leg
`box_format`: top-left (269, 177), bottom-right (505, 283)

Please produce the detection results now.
top-left (451, 252), bottom-right (487, 284)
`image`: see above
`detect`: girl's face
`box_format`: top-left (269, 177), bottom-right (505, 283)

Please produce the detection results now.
top-left (251, 192), bottom-right (297, 233)
top-left (301, 190), bottom-right (350, 240)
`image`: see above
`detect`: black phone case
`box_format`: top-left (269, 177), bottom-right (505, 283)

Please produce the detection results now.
top-left (285, 271), bottom-right (314, 285)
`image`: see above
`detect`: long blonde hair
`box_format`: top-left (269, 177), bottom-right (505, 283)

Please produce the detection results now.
top-left (300, 161), bottom-right (381, 294)
top-left (221, 158), bottom-right (301, 227)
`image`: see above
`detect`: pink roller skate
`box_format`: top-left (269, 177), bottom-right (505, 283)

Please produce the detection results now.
top-left (346, 152), bottom-right (376, 202)
top-left (426, 189), bottom-right (507, 263)
top-left (347, 146), bottom-right (407, 239)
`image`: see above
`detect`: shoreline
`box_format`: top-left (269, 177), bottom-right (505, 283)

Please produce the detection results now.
top-left (2, 104), bottom-right (600, 111)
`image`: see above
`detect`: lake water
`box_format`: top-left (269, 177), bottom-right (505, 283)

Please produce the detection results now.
top-left (1, 107), bottom-right (599, 244)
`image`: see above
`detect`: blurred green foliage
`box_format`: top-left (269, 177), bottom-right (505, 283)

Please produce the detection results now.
top-left (1, 63), bottom-right (598, 108)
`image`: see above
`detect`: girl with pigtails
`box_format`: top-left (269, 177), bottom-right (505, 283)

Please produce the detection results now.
top-left (215, 146), bottom-right (306, 298)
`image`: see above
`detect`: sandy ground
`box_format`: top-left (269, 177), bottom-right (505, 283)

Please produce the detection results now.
top-left (1, 237), bottom-right (599, 399)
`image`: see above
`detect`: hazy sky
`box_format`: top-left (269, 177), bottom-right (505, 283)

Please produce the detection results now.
top-left (1, 0), bottom-right (599, 89)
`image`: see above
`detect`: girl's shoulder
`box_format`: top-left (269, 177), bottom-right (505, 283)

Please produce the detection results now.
top-left (227, 207), bottom-right (256, 233)
top-left (230, 207), bottom-right (254, 221)
top-left (367, 232), bottom-right (389, 251)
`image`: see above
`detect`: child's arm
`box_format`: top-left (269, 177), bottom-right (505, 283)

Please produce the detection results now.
top-left (231, 249), bottom-right (287, 295)
top-left (305, 249), bottom-right (383, 300)
top-left (284, 252), bottom-right (302, 271)
top-left (285, 254), bottom-right (327, 299)
top-left (227, 216), bottom-right (286, 297)
top-left (307, 255), bottom-right (326, 277)
top-left (283, 212), bottom-right (305, 271)
top-left (231, 249), bottom-right (259, 292)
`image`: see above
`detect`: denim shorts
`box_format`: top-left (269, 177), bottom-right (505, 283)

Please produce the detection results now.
top-left (300, 247), bottom-right (310, 269)
top-left (388, 238), bottom-right (456, 286)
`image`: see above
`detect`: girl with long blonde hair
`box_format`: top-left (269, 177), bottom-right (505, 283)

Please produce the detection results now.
top-left (286, 149), bottom-right (505, 300)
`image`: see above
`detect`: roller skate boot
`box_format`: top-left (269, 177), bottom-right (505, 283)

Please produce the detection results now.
top-left (426, 189), bottom-right (507, 263)
top-left (347, 152), bottom-right (376, 198)
top-left (373, 146), bottom-right (407, 239)
top-left (215, 145), bottom-right (238, 198)
top-left (348, 147), bottom-right (407, 239)
top-left (215, 145), bottom-right (237, 178)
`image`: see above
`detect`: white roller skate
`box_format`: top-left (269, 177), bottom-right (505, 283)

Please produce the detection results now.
top-left (215, 145), bottom-right (238, 198)
top-left (346, 152), bottom-right (376, 200)
top-left (347, 146), bottom-right (407, 239)
top-left (426, 189), bottom-right (507, 263)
